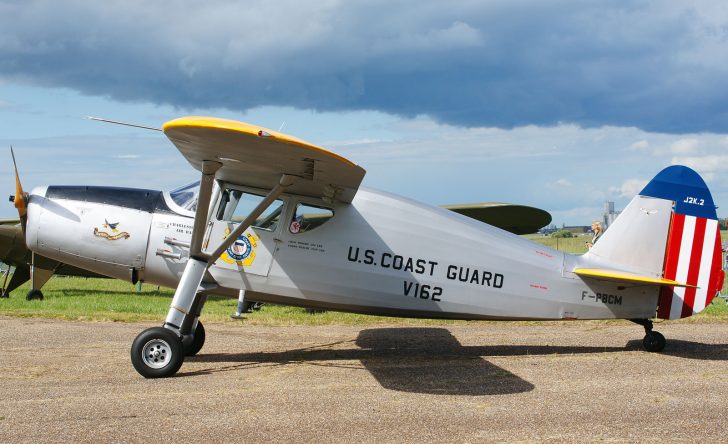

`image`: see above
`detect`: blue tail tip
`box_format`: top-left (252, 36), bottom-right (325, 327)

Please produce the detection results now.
top-left (640, 165), bottom-right (716, 219)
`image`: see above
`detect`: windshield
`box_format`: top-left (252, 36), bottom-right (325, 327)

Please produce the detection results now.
top-left (169, 181), bottom-right (199, 212)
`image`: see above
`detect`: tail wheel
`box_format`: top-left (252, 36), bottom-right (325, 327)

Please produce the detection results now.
top-left (131, 327), bottom-right (184, 378)
top-left (643, 331), bottom-right (666, 352)
top-left (184, 321), bottom-right (206, 357)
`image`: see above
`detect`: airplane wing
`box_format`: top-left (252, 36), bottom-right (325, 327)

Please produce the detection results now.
top-left (573, 268), bottom-right (697, 288)
top-left (442, 202), bottom-right (552, 235)
top-left (163, 117), bottom-right (366, 203)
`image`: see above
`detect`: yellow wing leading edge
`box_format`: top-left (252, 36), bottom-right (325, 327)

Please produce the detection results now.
top-left (163, 116), bottom-right (366, 203)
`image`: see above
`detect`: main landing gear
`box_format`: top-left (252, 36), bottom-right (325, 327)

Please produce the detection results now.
top-left (631, 319), bottom-right (666, 352)
top-left (131, 320), bottom-right (206, 378)
top-left (131, 290), bottom-right (208, 379)
top-left (131, 258), bottom-right (211, 378)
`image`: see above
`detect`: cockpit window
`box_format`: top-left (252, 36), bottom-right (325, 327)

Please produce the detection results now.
top-left (289, 203), bottom-right (334, 234)
top-left (216, 188), bottom-right (284, 231)
top-left (169, 181), bottom-right (200, 212)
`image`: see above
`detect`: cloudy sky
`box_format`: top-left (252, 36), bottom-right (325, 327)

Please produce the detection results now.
top-left (1, 0), bottom-right (727, 225)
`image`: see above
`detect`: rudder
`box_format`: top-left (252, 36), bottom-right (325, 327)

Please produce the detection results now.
top-left (641, 166), bottom-right (724, 319)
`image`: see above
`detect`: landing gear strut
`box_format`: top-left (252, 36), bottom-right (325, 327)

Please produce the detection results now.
top-left (128, 165), bottom-right (299, 378)
top-left (631, 319), bottom-right (666, 352)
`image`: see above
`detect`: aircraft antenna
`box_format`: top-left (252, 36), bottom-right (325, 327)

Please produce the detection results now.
top-left (278, 121), bottom-right (286, 132)
top-left (86, 116), bottom-right (162, 132)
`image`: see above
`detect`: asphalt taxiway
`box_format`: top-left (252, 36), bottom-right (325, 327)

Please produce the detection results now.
top-left (1, 317), bottom-right (727, 442)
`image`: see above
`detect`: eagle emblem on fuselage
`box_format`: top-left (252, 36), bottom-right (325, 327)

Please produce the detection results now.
top-left (94, 219), bottom-right (130, 240)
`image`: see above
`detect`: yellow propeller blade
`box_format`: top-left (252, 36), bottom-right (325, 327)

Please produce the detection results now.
top-left (10, 147), bottom-right (27, 218)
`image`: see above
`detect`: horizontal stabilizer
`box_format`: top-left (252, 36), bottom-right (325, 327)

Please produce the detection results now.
top-left (574, 268), bottom-right (697, 288)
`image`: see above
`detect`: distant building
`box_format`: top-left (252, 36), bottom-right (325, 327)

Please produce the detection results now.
top-left (538, 224), bottom-right (559, 235)
top-left (603, 201), bottom-right (621, 228)
top-left (562, 225), bottom-right (590, 234)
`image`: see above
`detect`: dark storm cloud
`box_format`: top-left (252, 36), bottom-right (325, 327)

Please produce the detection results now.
top-left (1, 0), bottom-right (727, 133)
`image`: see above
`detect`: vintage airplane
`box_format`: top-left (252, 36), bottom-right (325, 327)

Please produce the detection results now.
top-left (11, 116), bottom-right (725, 378)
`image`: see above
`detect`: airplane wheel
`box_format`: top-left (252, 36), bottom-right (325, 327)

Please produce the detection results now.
top-left (131, 327), bottom-right (184, 378)
top-left (184, 321), bottom-right (206, 357)
top-left (643, 331), bottom-right (666, 352)
top-left (242, 301), bottom-right (264, 313)
top-left (0, 289), bottom-right (8, 298)
top-left (26, 289), bottom-right (43, 301)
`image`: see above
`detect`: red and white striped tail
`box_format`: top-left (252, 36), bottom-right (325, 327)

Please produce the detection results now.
top-left (658, 213), bottom-right (724, 320)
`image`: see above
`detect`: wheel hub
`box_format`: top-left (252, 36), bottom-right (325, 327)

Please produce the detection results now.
top-left (141, 339), bottom-right (172, 369)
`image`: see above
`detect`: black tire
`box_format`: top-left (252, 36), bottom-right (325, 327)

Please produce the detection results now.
top-left (305, 308), bottom-right (326, 314)
top-left (184, 321), bottom-right (206, 357)
top-left (131, 327), bottom-right (184, 378)
top-left (26, 289), bottom-right (44, 301)
top-left (0, 289), bottom-right (8, 298)
top-left (242, 301), bottom-right (264, 313)
top-left (643, 331), bottom-right (666, 352)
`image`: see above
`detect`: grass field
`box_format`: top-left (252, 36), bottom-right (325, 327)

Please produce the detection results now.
top-left (1, 232), bottom-right (726, 324)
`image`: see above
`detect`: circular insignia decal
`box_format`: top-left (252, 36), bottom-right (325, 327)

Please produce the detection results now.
top-left (226, 236), bottom-right (253, 261)
top-left (290, 220), bottom-right (301, 234)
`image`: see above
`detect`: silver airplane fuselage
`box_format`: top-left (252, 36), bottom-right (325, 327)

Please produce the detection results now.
top-left (24, 184), bottom-right (657, 321)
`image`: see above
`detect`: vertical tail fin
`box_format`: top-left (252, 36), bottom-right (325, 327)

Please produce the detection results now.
top-left (588, 165), bottom-right (724, 320)
top-left (641, 166), bottom-right (724, 319)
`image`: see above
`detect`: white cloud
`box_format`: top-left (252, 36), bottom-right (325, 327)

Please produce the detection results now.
top-left (112, 154), bottom-right (141, 159)
top-left (670, 154), bottom-right (728, 180)
top-left (609, 179), bottom-right (649, 198)
top-left (553, 178), bottom-right (572, 187)
top-left (629, 140), bottom-right (649, 150)
top-left (670, 138), bottom-right (699, 154)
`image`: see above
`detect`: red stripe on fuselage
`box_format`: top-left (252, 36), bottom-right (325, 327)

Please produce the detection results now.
top-left (705, 227), bottom-right (724, 309)
top-left (658, 213), bottom-right (685, 319)
top-left (680, 217), bottom-right (707, 318)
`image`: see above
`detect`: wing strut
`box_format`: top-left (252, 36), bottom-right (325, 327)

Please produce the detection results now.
top-left (163, 166), bottom-right (299, 337)
top-left (188, 160), bottom-right (222, 261)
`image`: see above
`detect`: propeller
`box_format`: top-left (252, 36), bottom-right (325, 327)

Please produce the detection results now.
top-left (9, 147), bottom-right (28, 231)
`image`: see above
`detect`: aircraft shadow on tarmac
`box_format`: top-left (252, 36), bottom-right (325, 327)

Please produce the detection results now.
top-left (625, 339), bottom-right (728, 360)
top-left (189, 327), bottom-right (646, 395)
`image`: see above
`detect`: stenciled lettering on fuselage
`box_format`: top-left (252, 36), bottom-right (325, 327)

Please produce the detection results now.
top-left (346, 246), bottom-right (505, 302)
top-left (581, 290), bottom-right (623, 306)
